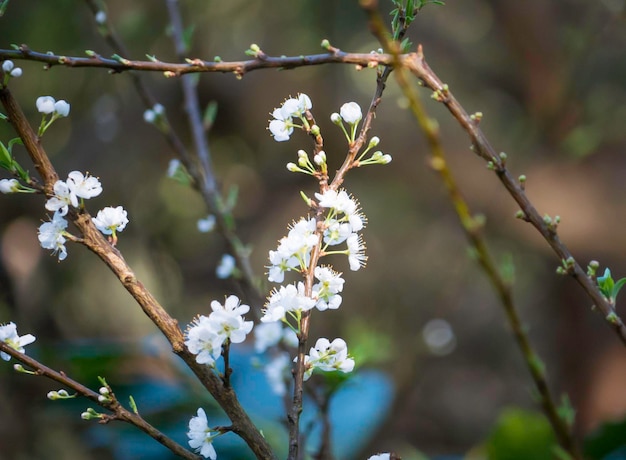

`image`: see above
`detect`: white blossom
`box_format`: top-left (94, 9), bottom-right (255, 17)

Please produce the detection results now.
top-left (346, 233), bottom-right (367, 271)
top-left (187, 408), bottom-right (217, 459)
top-left (92, 206), bottom-right (129, 235)
top-left (66, 171), bottom-right (102, 199)
top-left (268, 93), bottom-right (311, 142)
top-left (36, 96), bottom-right (57, 114)
top-left (197, 215), bottom-right (216, 233)
top-left (167, 159), bottom-right (183, 178)
top-left (45, 180), bottom-right (78, 216)
top-left (0, 322), bottom-right (36, 361)
top-left (0, 178), bottom-right (19, 194)
top-left (269, 116), bottom-right (293, 142)
top-left (95, 11), bottom-right (107, 24)
top-left (38, 212), bottom-right (69, 261)
top-left (312, 266), bottom-right (344, 311)
top-left (339, 102), bottom-right (362, 125)
top-left (208, 295), bottom-right (253, 344)
top-left (303, 337), bottom-right (354, 380)
top-left (2, 60), bottom-right (22, 77)
top-left (185, 316), bottom-right (224, 366)
top-left (261, 282), bottom-right (316, 323)
top-left (368, 454), bottom-right (391, 460)
top-left (266, 217), bottom-right (317, 283)
top-left (216, 254), bottom-right (236, 279)
top-left (54, 100), bottom-right (70, 117)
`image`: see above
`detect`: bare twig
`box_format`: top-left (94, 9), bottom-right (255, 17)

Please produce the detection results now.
top-left (0, 46), bottom-right (392, 76)
top-left (359, 2), bottom-right (588, 457)
top-left (0, 341), bottom-right (201, 460)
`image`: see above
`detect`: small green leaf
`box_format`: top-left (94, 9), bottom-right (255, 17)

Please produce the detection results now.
top-left (400, 37), bottom-right (412, 53)
top-left (129, 395), bottom-right (138, 414)
top-left (613, 277), bottom-right (626, 300)
top-left (13, 162), bottom-right (29, 182)
top-left (8, 136), bottom-right (23, 152)
top-left (0, 141), bottom-right (11, 169)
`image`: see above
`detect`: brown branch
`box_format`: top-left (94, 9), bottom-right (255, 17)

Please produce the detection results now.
top-left (0, 85), bottom-right (276, 460)
top-left (0, 341), bottom-right (200, 460)
top-left (399, 48), bottom-right (626, 345)
top-left (0, 45), bottom-right (392, 77)
top-left (360, 3), bottom-right (584, 456)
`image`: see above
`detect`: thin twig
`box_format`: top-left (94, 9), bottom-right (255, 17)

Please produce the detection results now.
top-left (0, 46), bottom-right (393, 76)
top-left (400, 48), bottom-right (626, 345)
top-left (361, 3), bottom-right (585, 457)
top-left (0, 341), bottom-right (201, 460)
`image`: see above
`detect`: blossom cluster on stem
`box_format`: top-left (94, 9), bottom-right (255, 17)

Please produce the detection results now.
top-left (2, 60), bottom-right (22, 86)
top-left (260, 93), bottom-right (391, 383)
top-left (184, 295), bottom-right (253, 367)
top-left (37, 170), bottom-right (129, 260)
top-left (36, 96), bottom-right (70, 136)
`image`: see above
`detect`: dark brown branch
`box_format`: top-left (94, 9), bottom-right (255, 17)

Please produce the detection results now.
top-left (0, 85), bottom-right (276, 460)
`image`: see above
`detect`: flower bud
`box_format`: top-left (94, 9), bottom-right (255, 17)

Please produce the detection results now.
top-left (368, 136), bottom-right (380, 148)
top-left (54, 100), bottom-right (70, 117)
top-left (340, 102), bottom-right (362, 125)
top-left (330, 113), bottom-right (342, 125)
top-left (286, 162), bottom-right (299, 172)
top-left (36, 96), bottom-right (56, 114)
top-left (0, 178), bottom-right (19, 194)
top-left (314, 151), bottom-right (326, 165)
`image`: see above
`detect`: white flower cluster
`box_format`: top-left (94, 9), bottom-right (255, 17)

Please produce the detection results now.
top-left (143, 103), bottom-right (164, 124)
top-left (35, 96), bottom-right (71, 137)
top-left (185, 295), bottom-right (253, 367)
top-left (0, 322), bottom-right (35, 361)
top-left (303, 338), bottom-right (354, 381)
top-left (262, 188), bottom-right (366, 325)
top-left (187, 408), bottom-right (218, 460)
top-left (36, 96), bottom-right (70, 117)
top-left (2, 60), bottom-right (22, 79)
top-left (261, 94), bottom-right (385, 382)
top-left (184, 297), bottom-right (254, 458)
top-left (38, 170), bottom-right (129, 260)
top-left (268, 93), bottom-right (312, 142)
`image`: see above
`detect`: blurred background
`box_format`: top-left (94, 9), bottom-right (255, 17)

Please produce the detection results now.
top-left (2, 0), bottom-right (626, 458)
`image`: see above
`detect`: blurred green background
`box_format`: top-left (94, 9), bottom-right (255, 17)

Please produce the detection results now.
top-left (2, 0), bottom-right (626, 458)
